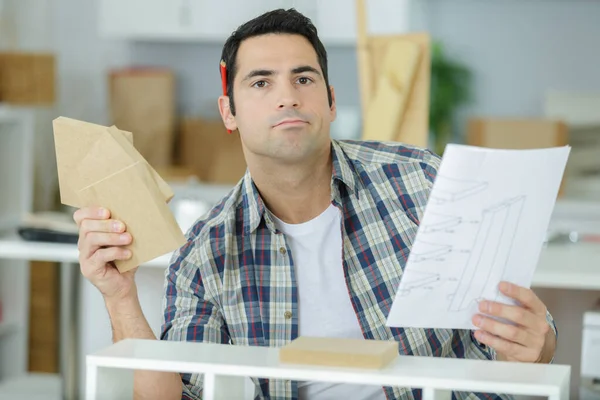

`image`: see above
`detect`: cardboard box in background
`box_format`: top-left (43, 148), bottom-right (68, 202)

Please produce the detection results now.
top-left (109, 68), bottom-right (176, 169)
top-left (0, 52), bottom-right (55, 104)
top-left (467, 118), bottom-right (568, 149)
top-left (178, 118), bottom-right (247, 185)
top-left (467, 118), bottom-right (569, 196)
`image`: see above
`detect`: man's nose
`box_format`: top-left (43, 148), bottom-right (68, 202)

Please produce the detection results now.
top-left (277, 82), bottom-right (300, 109)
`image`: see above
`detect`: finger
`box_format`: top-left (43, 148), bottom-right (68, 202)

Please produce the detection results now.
top-left (478, 300), bottom-right (540, 331)
top-left (81, 232), bottom-right (132, 258)
top-left (73, 207), bottom-right (110, 226)
top-left (472, 314), bottom-right (534, 348)
top-left (80, 218), bottom-right (126, 235)
top-left (86, 247), bottom-right (132, 273)
top-left (474, 330), bottom-right (538, 362)
top-left (499, 282), bottom-right (546, 315)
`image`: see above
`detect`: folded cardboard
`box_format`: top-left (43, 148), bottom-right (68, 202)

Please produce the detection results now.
top-left (0, 52), bottom-right (55, 104)
top-left (53, 116), bottom-right (186, 272)
top-left (279, 336), bottom-right (398, 369)
top-left (109, 68), bottom-right (176, 168)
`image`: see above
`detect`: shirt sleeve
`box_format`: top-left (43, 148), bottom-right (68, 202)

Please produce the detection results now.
top-left (160, 242), bottom-right (230, 400)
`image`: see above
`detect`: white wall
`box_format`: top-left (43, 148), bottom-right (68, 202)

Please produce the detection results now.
top-left (424, 0), bottom-right (600, 136)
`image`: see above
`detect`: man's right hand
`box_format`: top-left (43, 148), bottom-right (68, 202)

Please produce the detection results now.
top-left (74, 206), bottom-right (136, 300)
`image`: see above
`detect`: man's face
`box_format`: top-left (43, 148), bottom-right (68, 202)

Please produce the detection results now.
top-left (220, 34), bottom-right (336, 165)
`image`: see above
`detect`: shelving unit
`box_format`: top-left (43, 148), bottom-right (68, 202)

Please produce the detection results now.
top-left (0, 106), bottom-right (36, 392)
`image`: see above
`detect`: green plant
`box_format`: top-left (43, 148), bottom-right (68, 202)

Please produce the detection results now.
top-left (429, 40), bottom-right (473, 156)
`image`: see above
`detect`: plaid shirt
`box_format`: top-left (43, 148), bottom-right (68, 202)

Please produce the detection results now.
top-left (161, 140), bottom-right (557, 400)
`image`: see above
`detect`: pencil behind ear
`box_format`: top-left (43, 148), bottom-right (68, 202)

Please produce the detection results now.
top-left (220, 60), bottom-right (232, 134)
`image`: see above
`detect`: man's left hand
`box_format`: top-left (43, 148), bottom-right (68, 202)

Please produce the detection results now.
top-left (472, 281), bottom-right (556, 363)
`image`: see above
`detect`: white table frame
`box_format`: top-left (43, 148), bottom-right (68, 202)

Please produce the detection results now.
top-left (86, 339), bottom-right (571, 400)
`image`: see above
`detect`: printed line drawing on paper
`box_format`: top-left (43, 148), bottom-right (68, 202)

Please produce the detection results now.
top-left (397, 271), bottom-right (441, 297)
top-left (410, 241), bottom-right (452, 263)
top-left (447, 196), bottom-right (526, 311)
top-left (430, 176), bottom-right (488, 205)
top-left (421, 212), bottom-right (463, 234)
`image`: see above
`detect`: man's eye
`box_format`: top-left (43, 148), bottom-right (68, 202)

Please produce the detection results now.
top-left (252, 80), bottom-right (267, 88)
top-left (297, 77), bottom-right (312, 85)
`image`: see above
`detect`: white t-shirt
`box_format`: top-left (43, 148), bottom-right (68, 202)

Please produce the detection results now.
top-left (271, 204), bottom-right (387, 400)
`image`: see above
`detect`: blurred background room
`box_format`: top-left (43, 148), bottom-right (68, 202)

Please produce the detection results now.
top-left (0, 0), bottom-right (600, 399)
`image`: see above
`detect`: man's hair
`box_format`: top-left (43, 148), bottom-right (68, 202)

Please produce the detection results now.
top-left (220, 8), bottom-right (332, 116)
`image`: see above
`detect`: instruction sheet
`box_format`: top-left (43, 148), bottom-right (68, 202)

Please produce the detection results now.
top-left (386, 144), bottom-right (570, 330)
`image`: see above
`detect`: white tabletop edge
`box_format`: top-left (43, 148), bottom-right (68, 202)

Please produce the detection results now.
top-left (86, 340), bottom-right (569, 393)
top-left (85, 353), bottom-right (564, 397)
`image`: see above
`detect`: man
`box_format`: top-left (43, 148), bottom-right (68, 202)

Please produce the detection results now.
top-left (74, 8), bottom-right (557, 400)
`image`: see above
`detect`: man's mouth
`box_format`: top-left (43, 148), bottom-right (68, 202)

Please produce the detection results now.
top-left (274, 119), bottom-right (307, 127)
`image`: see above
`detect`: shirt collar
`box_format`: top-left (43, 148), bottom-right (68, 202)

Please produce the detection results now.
top-left (241, 139), bottom-right (359, 236)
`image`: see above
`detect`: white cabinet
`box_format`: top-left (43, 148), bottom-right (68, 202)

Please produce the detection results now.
top-left (99, 0), bottom-right (296, 41)
top-left (99, 0), bottom-right (180, 39)
top-left (97, 0), bottom-right (417, 45)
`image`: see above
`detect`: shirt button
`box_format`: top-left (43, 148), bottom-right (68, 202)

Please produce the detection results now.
top-left (279, 247), bottom-right (287, 255)
top-left (284, 311), bottom-right (292, 319)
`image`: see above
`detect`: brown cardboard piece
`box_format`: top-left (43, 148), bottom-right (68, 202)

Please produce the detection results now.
top-left (279, 336), bottom-right (398, 369)
top-left (356, 0), bottom-right (431, 147)
top-left (53, 116), bottom-right (186, 272)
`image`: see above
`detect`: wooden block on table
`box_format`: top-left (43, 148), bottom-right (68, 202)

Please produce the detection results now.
top-left (279, 336), bottom-right (398, 369)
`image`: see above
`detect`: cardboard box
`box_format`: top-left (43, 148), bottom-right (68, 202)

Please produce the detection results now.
top-left (109, 68), bottom-right (176, 168)
top-left (467, 118), bottom-right (569, 195)
top-left (467, 118), bottom-right (568, 150)
top-left (0, 52), bottom-right (55, 104)
top-left (178, 117), bottom-right (247, 185)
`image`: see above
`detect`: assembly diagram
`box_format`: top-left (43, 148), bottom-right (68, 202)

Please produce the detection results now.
top-left (397, 271), bottom-right (441, 297)
top-left (410, 241), bottom-right (452, 263)
top-left (429, 176), bottom-right (488, 205)
top-left (447, 196), bottom-right (526, 311)
top-left (421, 212), bottom-right (463, 234)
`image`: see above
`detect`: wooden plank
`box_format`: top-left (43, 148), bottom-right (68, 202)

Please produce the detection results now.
top-left (355, 0), bottom-right (431, 147)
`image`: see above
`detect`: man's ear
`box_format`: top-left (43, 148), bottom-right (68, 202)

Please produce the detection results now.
top-left (218, 96), bottom-right (238, 132)
top-left (329, 86), bottom-right (337, 123)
